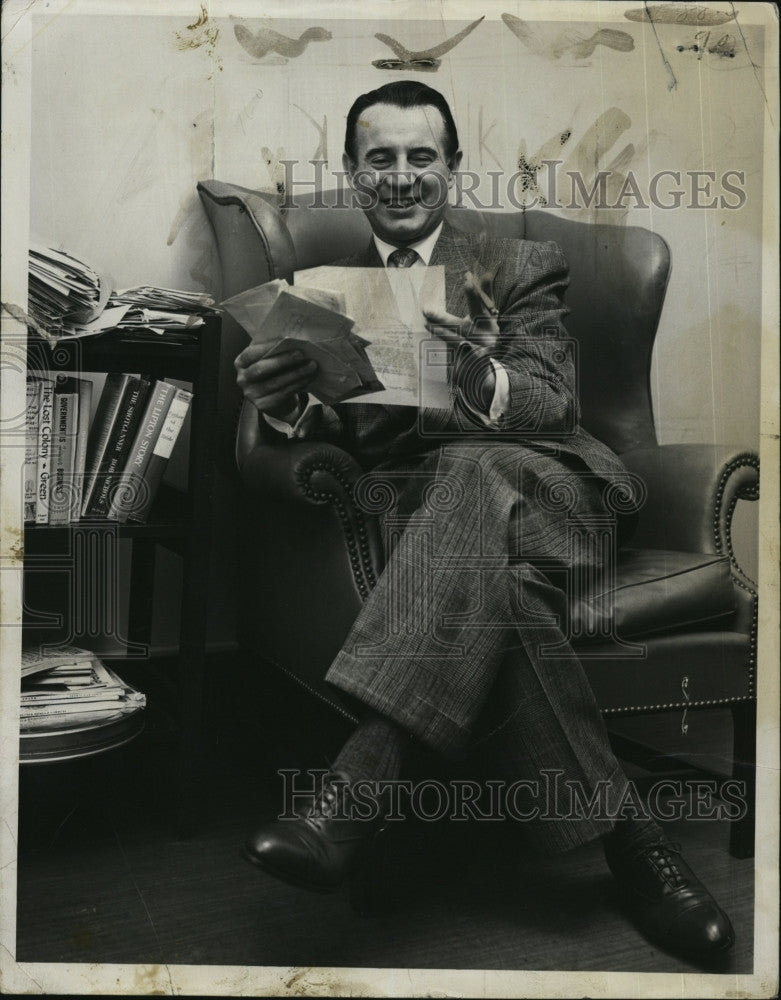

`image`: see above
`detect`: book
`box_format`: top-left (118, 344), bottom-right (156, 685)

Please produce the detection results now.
top-left (125, 386), bottom-right (193, 524)
top-left (34, 378), bottom-right (55, 524)
top-left (80, 373), bottom-right (131, 515)
top-left (24, 378), bottom-right (42, 523)
top-left (85, 375), bottom-right (152, 517)
top-left (49, 377), bottom-right (79, 525)
top-left (72, 377), bottom-right (94, 517)
top-left (107, 380), bottom-right (177, 522)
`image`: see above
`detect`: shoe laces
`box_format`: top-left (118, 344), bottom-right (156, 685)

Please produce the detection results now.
top-left (304, 771), bottom-right (350, 826)
top-left (637, 840), bottom-right (688, 890)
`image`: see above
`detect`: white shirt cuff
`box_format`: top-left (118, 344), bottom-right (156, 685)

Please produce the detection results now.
top-left (459, 359), bottom-right (509, 427)
top-left (263, 394), bottom-right (317, 438)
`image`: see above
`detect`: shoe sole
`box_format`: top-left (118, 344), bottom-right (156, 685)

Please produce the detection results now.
top-left (240, 845), bottom-right (340, 894)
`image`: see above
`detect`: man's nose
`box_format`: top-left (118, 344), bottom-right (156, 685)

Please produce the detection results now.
top-left (379, 164), bottom-right (416, 192)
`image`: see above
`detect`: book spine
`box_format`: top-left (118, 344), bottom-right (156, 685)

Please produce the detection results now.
top-left (126, 387), bottom-right (193, 524)
top-left (87, 377), bottom-right (152, 517)
top-left (81, 373), bottom-right (130, 516)
top-left (49, 389), bottom-right (79, 525)
top-left (34, 379), bottom-right (55, 525)
top-left (107, 381), bottom-right (176, 522)
top-left (24, 379), bottom-right (42, 523)
top-left (72, 379), bottom-right (94, 519)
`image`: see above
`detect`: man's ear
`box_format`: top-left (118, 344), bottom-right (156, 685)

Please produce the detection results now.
top-left (447, 150), bottom-right (463, 188)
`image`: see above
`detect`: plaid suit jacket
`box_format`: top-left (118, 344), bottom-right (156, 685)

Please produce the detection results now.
top-left (287, 221), bottom-right (628, 481)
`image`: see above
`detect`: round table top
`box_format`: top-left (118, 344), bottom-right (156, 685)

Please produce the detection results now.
top-left (19, 710), bottom-right (145, 764)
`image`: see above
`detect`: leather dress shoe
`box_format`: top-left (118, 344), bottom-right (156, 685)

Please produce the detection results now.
top-left (604, 835), bottom-right (735, 959)
top-left (242, 770), bottom-right (385, 892)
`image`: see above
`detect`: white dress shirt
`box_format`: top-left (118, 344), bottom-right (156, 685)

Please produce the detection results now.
top-left (265, 224), bottom-right (509, 436)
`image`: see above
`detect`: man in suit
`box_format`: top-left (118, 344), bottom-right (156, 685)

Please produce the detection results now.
top-left (235, 81), bottom-right (734, 959)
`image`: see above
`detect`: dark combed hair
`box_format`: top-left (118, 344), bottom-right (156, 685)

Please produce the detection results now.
top-left (344, 81), bottom-right (460, 163)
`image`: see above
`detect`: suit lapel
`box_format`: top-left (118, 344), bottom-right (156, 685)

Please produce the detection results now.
top-left (348, 239), bottom-right (384, 268)
top-left (431, 221), bottom-right (476, 316)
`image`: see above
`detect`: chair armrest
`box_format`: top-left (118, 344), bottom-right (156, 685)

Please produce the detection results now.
top-left (239, 436), bottom-right (364, 504)
top-left (621, 444), bottom-right (759, 586)
top-left (236, 405), bottom-right (385, 592)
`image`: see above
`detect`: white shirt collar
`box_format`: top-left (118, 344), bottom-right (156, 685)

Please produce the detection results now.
top-left (372, 222), bottom-right (443, 267)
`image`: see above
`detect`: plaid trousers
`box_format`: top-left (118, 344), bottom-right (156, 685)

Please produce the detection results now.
top-left (325, 441), bottom-right (633, 852)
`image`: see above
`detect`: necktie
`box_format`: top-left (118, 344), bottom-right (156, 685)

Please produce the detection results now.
top-left (387, 247), bottom-right (419, 268)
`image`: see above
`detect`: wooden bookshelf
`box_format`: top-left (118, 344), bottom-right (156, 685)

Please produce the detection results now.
top-left (22, 316), bottom-right (221, 834)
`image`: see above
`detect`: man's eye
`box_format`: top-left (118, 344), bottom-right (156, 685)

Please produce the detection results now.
top-left (410, 155), bottom-right (435, 166)
top-left (369, 158), bottom-right (392, 169)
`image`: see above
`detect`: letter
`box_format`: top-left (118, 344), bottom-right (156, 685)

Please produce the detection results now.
top-left (688, 170), bottom-right (718, 209)
top-left (692, 779), bottom-right (720, 819)
top-left (505, 170), bottom-right (533, 210)
top-left (611, 171), bottom-right (650, 210)
top-left (348, 169), bottom-right (381, 211)
top-left (449, 779), bottom-right (489, 821)
top-left (383, 778), bottom-right (412, 821)
top-left (454, 168), bottom-right (490, 209)
top-left (646, 779), bottom-right (686, 821)
top-left (649, 170), bottom-right (685, 209)
top-left (482, 779), bottom-right (505, 821)
top-left (278, 158), bottom-right (328, 209)
top-left (567, 779), bottom-right (612, 820)
top-left (721, 170), bottom-right (747, 210)
top-left (540, 158), bottom-right (563, 209)
top-left (565, 170), bottom-right (610, 210)
top-left (328, 169), bottom-right (355, 210)
top-left (505, 779), bottom-right (539, 821)
top-left (276, 767), bottom-right (324, 819)
top-left (411, 779), bottom-right (449, 822)
top-left (717, 779), bottom-right (748, 820)
top-left (417, 170), bottom-right (451, 210)
top-left (350, 779), bottom-right (382, 821)
top-left (539, 768), bottom-right (565, 819)
top-left (613, 780), bottom-right (649, 821)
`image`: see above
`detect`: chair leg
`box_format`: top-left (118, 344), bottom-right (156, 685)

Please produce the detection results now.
top-left (728, 700), bottom-right (756, 859)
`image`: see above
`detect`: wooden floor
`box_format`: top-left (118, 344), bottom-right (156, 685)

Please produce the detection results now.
top-left (14, 655), bottom-right (754, 975)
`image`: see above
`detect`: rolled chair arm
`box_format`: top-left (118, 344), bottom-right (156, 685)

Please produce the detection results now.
top-left (621, 444), bottom-right (759, 586)
top-left (236, 407), bottom-right (385, 595)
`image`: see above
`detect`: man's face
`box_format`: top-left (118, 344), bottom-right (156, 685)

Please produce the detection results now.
top-left (343, 102), bottom-right (462, 246)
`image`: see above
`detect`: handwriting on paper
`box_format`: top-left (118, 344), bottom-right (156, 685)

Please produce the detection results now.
top-left (676, 31), bottom-right (737, 58)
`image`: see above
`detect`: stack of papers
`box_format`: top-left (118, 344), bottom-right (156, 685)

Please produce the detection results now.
top-left (20, 644), bottom-right (146, 731)
top-left (222, 279), bottom-right (384, 405)
top-left (27, 244), bottom-right (215, 343)
top-left (108, 286), bottom-right (215, 336)
top-left (110, 286), bottom-right (215, 311)
top-left (28, 244), bottom-right (112, 339)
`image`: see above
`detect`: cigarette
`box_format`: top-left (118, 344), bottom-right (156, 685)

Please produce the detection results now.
top-left (465, 270), bottom-right (499, 316)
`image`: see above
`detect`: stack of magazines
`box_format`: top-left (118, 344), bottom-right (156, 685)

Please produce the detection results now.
top-left (21, 645), bottom-right (145, 732)
top-left (27, 244), bottom-right (214, 342)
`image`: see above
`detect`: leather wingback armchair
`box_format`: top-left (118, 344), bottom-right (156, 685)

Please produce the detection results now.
top-left (198, 179), bottom-right (759, 859)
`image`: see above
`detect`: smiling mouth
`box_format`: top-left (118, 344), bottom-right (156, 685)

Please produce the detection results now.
top-left (384, 198), bottom-right (416, 209)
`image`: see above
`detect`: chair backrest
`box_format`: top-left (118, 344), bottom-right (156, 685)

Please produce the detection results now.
top-left (198, 179), bottom-right (670, 456)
